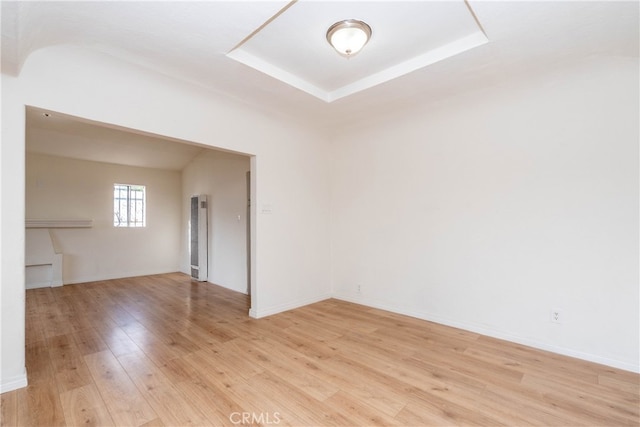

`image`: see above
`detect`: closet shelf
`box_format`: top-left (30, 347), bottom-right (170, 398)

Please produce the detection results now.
top-left (26, 219), bottom-right (93, 228)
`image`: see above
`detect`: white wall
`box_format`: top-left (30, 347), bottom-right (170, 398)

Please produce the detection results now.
top-left (331, 57), bottom-right (639, 372)
top-left (26, 152), bottom-right (182, 284)
top-left (181, 150), bottom-right (250, 293)
top-left (0, 74), bottom-right (28, 393)
top-left (0, 45), bottom-right (332, 391)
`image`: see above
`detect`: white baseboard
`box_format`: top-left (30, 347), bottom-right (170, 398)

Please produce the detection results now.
top-left (249, 293), bottom-right (332, 319)
top-left (0, 370), bottom-right (28, 393)
top-left (25, 280), bottom-right (51, 289)
top-left (333, 292), bottom-right (640, 374)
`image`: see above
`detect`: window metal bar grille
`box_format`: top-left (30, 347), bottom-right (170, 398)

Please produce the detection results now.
top-left (114, 184), bottom-right (145, 227)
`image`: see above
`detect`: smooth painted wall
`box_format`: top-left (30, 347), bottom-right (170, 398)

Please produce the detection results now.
top-left (331, 57), bottom-right (639, 372)
top-left (1, 74), bottom-right (27, 392)
top-left (26, 152), bottom-right (182, 284)
top-left (181, 150), bottom-right (250, 293)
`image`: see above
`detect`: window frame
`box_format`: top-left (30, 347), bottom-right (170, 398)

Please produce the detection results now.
top-left (113, 183), bottom-right (146, 228)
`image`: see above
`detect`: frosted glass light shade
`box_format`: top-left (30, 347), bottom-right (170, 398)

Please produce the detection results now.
top-left (327, 20), bottom-right (372, 57)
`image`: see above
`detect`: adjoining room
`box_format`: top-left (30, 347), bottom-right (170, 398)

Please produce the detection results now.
top-left (24, 108), bottom-right (251, 296)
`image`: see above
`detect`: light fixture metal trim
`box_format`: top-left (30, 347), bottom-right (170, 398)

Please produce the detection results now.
top-left (326, 19), bottom-right (372, 57)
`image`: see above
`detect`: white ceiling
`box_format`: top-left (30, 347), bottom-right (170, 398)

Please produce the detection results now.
top-left (4, 1), bottom-right (639, 169)
top-left (227, 1), bottom-right (487, 101)
top-left (26, 107), bottom-right (208, 171)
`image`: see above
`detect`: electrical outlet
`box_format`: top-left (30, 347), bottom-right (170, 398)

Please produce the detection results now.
top-left (357, 284), bottom-right (362, 294)
top-left (551, 309), bottom-right (563, 324)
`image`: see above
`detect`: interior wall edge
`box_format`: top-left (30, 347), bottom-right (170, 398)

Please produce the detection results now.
top-left (249, 293), bottom-right (332, 319)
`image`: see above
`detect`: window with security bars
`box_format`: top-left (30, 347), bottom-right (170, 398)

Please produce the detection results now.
top-left (114, 184), bottom-right (146, 227)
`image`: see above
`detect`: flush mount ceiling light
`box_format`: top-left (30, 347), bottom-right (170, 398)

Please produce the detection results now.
top-left (326, 19), bottom-right (372, 57)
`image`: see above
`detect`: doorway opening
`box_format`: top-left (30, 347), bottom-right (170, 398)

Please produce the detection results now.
top-left (25, 106), bottom-right (256, 312)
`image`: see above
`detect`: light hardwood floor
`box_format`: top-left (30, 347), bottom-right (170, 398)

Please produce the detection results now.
top-left (1, 273), bottom-right (638, 426)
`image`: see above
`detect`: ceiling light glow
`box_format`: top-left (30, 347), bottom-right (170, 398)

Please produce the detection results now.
top-left (326, 19), bottom-right (372, 57)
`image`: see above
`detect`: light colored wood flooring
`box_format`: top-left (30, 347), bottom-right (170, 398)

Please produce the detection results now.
top-left (1, 272), bottom-right (638, 426)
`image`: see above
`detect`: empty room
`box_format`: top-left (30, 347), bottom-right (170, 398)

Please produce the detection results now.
top-left (1, 1), bottom-right (638, 426)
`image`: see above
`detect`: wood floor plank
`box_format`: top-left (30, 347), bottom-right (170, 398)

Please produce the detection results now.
top-left (327, 333), bottom-right (488, 394)
top-left (72, 327), bottom-right (109, 356)
top-left (173, 378), bottom-right (244, 426)
top-left (228, 337), bottom-right (340, 401)
top-left (47, 334), bottom-right (94, 392)
top-left (395, 402), bottom-right (459, 427)
top-left (25, 340), bottom-right (55, 385)
top-left (117, 352), bottom-right (209, 426)
top-left (163, 331), bottom-right (202, 356)
top-left (138, 418), bottom-right (165, 426)
top-left (481, 383), bottom-right (580, 426)
top-left (59, 383), bottom-right (115, 426)
top-left (158, 356), bottom-right (202, 384)
top-left (323, 390), bottom-right (402, 426)
top-left (5, 273), bottom-right (638, 427)
top-left (41, 307), bottom-right (75, 339)
top-left (404, 388), bottom-right (509, 426)
top-left (1, 389), bottom-right (19, 427)
top-left (235, 368), bottom-right (347, 427)
top-left (54, 367), bottom-right (93, 395)
top-left (95, 325), bottom-right (142, 357)
top-left (256, 323), bottom-right (337, 361)
top-left (177, 322), bottom-right (237, 349)
top-left (315, 354), bottom-right (408, 417)
top-left (120, 321), bottom-right (184, 366)
top-left (226, 377), bottom-right (309, 427)
top-left (1, 388), bottom-right (31, 427)
top-left (25, 312), bottom-right (47, 345)
top-left (22, 380), bottom-right (66, 427)
top-left (522, 373), bottom-right (640, 425)
top-left (182, 348), bottom-right (261, 389)
top-left (212, 341), bottom-right (267, 380)
top-left (475, 334), bottom-right (606, 379)
top-left (293, 304), bottom-right (379, 334)
top-left (84, 350), bottom-right (157, 426)
top-left (599, 373), bottom-right (640, 395)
